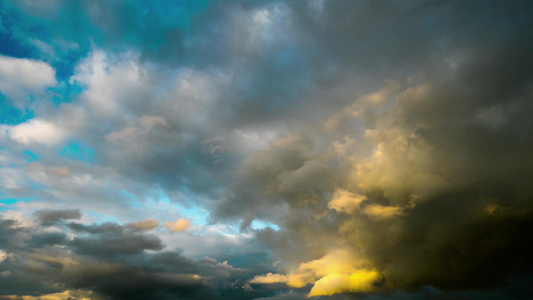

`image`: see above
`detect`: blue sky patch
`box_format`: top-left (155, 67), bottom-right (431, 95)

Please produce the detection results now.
top-left (59, 141), bottom-right (95, 163)
top-left (23, 150), bottom-right (38, 161)
top-left (0, 94), bottom-right (34, 124)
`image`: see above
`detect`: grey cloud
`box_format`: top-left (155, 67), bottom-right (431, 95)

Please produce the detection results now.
top-left (67, 221), bottom-right (125, 235)
top-left (213, 134), bottom-right (349, 230)
top-left (228, 82), bottom-right (533, 294)
top-left (28, 232), bottom-right (67, 247)
top-left (4, 0), bottom-right (321, 209)
top-left (33, 209), bottom-right (81, 226)
top-left (70, 234), bottom-right (163, 256)
top-left (0, 216), bottom-right (279, 300)
top-left (213, 3), bottom-right (533, 292)
top-left (150, 251), bottom-right (199, 274)
top-left (0, 219), bottom-right (22, 247)
top-left (59, 262), bottom-right (207, 300)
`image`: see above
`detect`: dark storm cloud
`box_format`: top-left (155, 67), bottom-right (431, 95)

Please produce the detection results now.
top-left (238, 74), bottom-right (533, 294)
top-left (213, 1), bottom-right (533, 296)
top-left (33, 209), bottom-right (81, 226)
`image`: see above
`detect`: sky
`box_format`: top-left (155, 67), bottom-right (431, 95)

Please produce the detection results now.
top-left (1, 0), bottom-right (533, 299)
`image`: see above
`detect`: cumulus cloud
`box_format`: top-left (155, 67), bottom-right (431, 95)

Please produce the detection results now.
top-left (4, 119), bottom-right (66, 146)
top-left (241, 74), bottom-right (533, 295)
top-left (0, 55), bottom-right (56, 106)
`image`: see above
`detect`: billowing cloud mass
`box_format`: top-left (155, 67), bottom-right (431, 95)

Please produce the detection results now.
top-left (1, 0), bottom-right (533, 299)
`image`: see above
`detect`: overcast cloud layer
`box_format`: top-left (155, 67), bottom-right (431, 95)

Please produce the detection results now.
top-left (1, 1), bottom-right (533, 299)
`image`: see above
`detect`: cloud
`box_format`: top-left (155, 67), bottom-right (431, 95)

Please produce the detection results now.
top-left (67, 222), bottom-right (125, 235)
top-left (362, 204), bottom-right (404, 220)
top-left (307, 270), bottom-right (382, 297)
top-left (4, 119), bottom-right (66, 146)
top-left (0, 290), bottom-right (94, 300)
top-left (252, 249), bottom-right (383, 297)
top-left (58, 262), bottom-right (206, 300)
top-left (243, 74), bottom-right (533, 296)
top-left (165, 218), bottom-right (191, 233)
top-left (105, 115), bottom-right (168, 144)
top-left (251, 273), bottom-right (287, 285)
top-left (70, 234), bottom-right (163, 256)
top-left (0, 215), bottom-right (279, 300)
top-left (126, 218), bottom-right (159, 231)
top-left (28, 232), bottom-right (68, 247)
top-left (327, 189), bottom-right (367, 214)
top-left (0, 55), bottom-right (56, 106)
top-left (33, 209), bottom-right (81, 226)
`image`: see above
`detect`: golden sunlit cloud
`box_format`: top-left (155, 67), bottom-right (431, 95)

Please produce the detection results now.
top-left (327, 189), bottom-right (367, 214)
top-left (251, 249), bottom-right (383, 297)
top-left (250, 272), bottom-right (288, 284)
top-left (164, 218), bottom-right (191, 232)
top-left (362, 204), bottom-right (404, 219)
top-left (307, 270), bottom-right (382, 297)
top-left (4, 290), bottom-right (94, 300)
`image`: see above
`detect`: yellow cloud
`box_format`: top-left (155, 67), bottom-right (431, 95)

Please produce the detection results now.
top-left (250, 272), bottom-right (287, 284)
top-left (127, 218), bottom-right (159, 230)
top-left (363, 204), bottom-right (403, 219)
top-left (4, 290), bottom-right (94, 300)
top-left (251, 249), bottom-right (383, 297)
top-left (328, 189), bottom-right (367, 214)
top-left (308, 270), bottom-right (382, 297)
top-left (164, 218), bottom-right (190, 232)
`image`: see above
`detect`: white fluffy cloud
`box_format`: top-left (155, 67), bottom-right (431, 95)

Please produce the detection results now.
top-left (0, 55), bottom-right (56, 106)
top-left (4, 119), bottom-right (66, 146)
